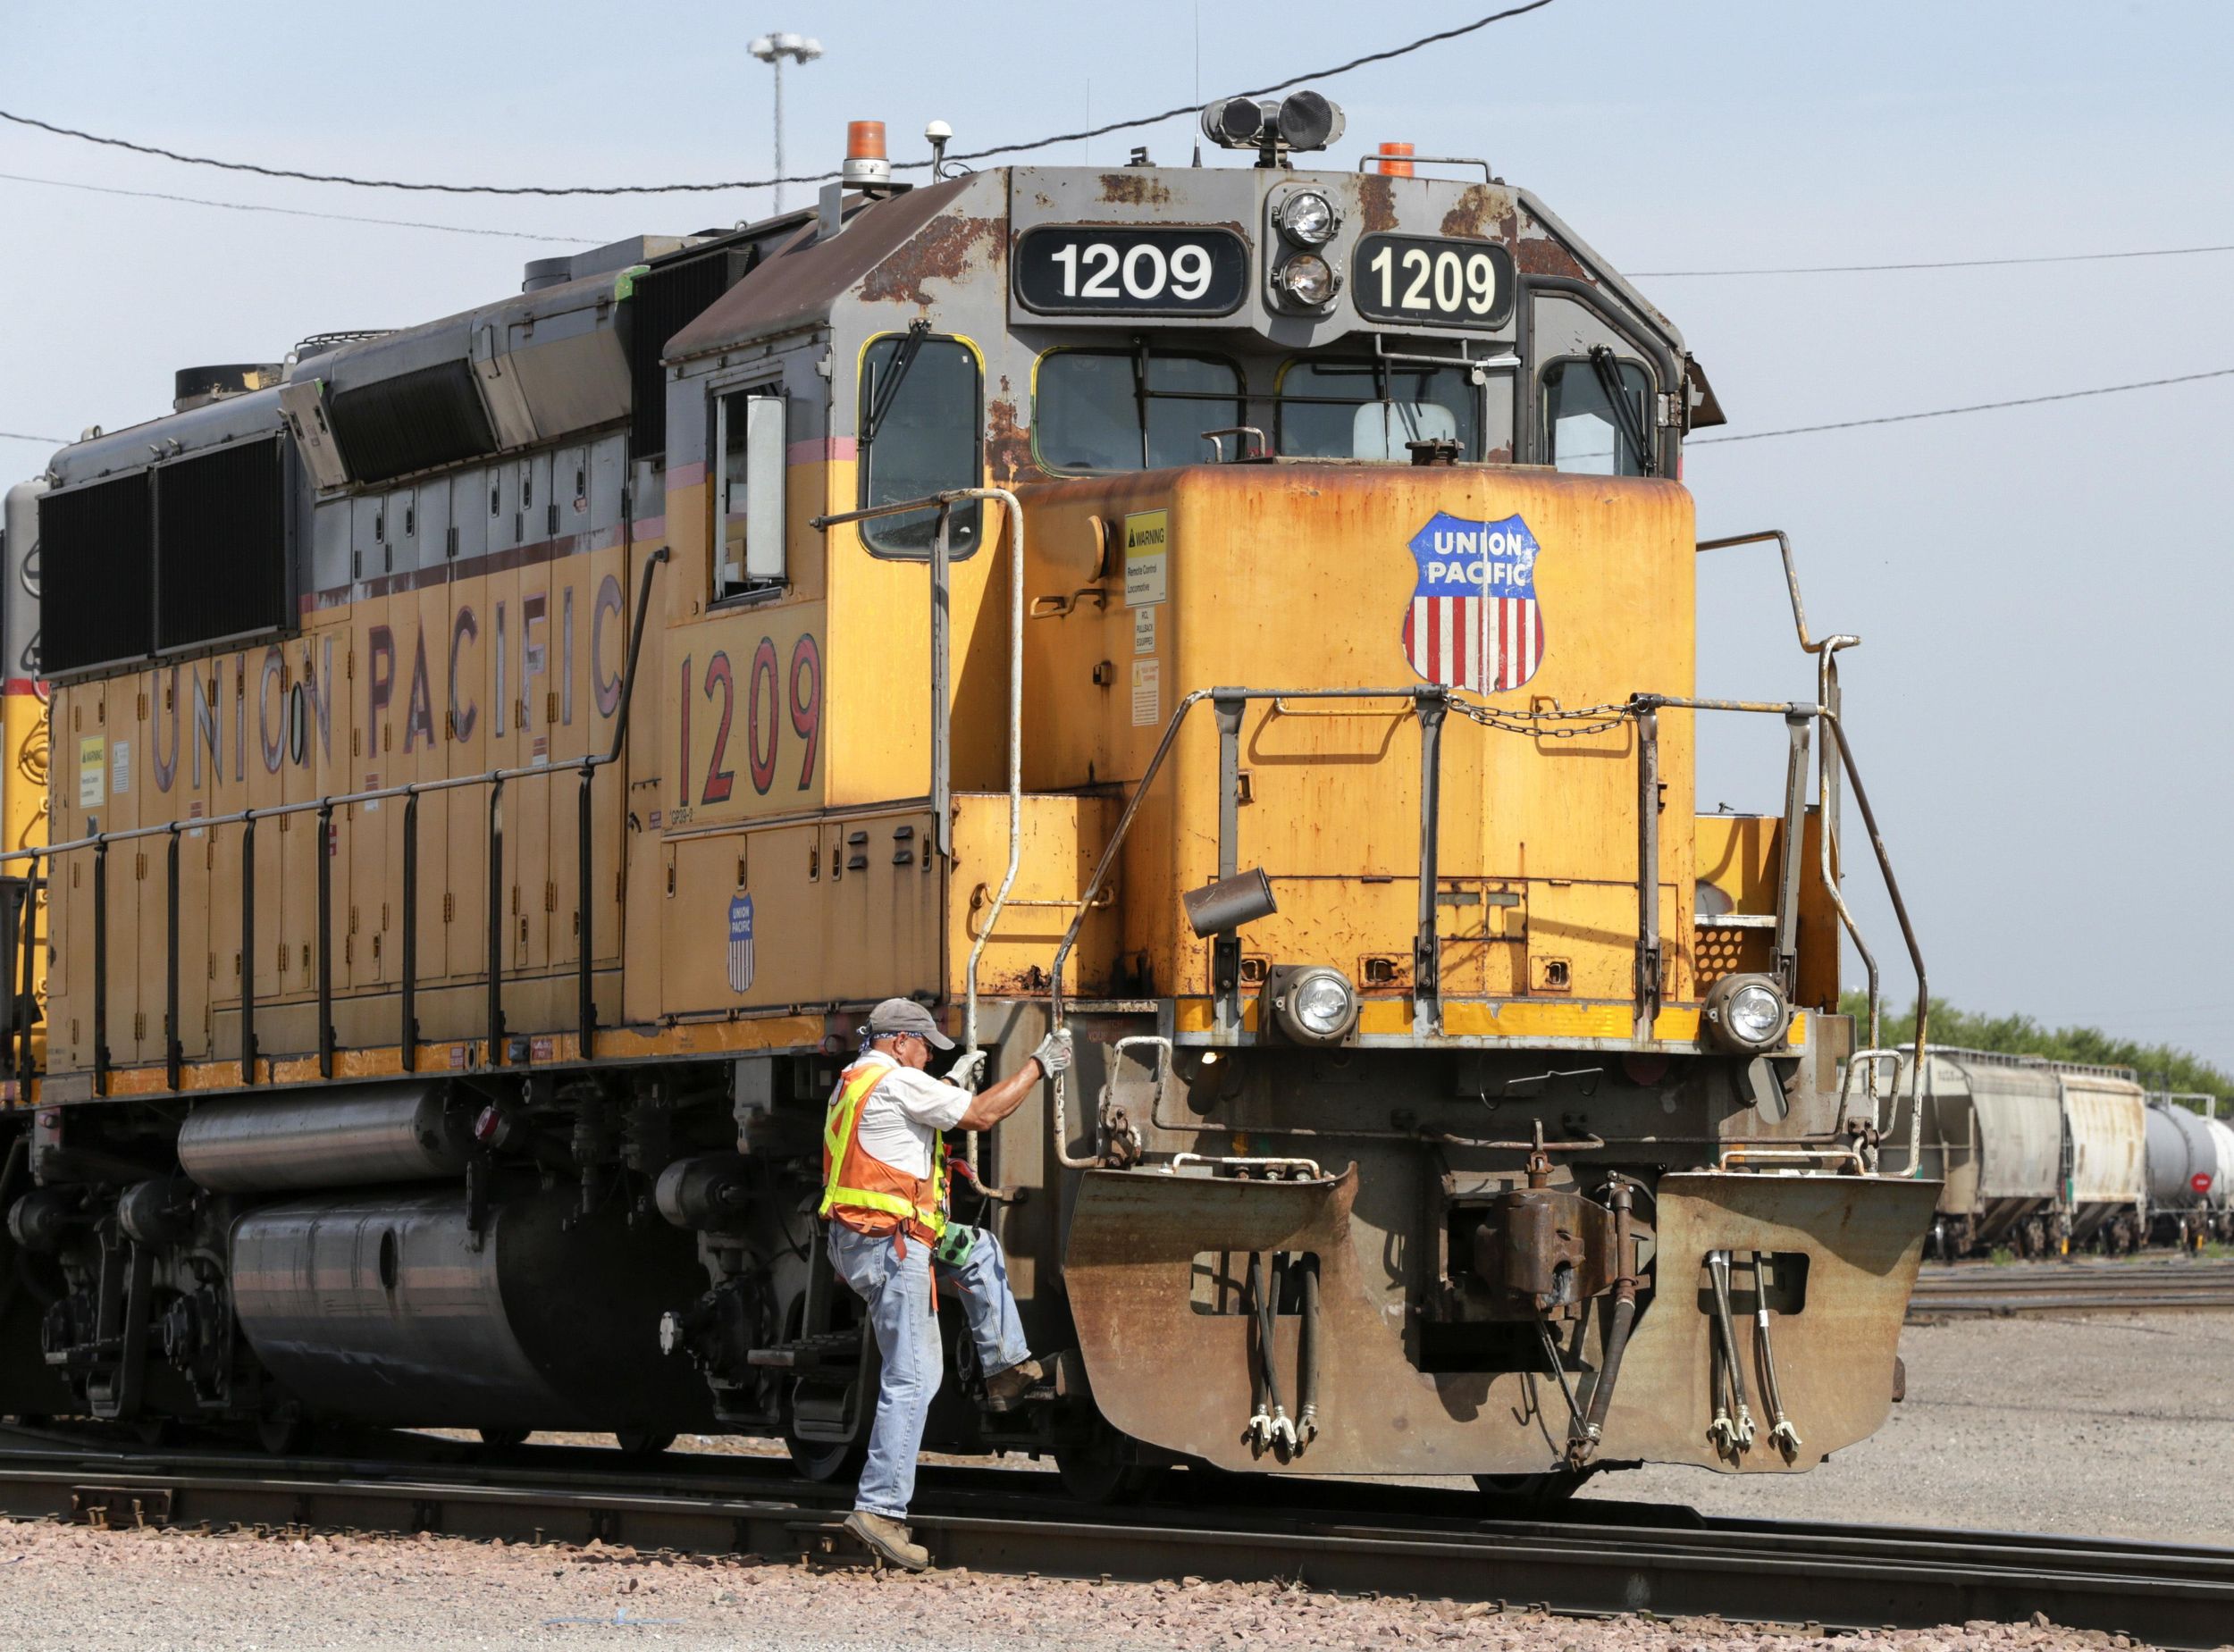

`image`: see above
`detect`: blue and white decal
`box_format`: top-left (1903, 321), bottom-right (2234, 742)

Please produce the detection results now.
top-left (1402, 511), bottom-right (1545, 693)
top-left (727, 893), bottom-right (756, 994)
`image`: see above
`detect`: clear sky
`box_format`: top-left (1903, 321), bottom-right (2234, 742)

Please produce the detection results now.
top-left (4, 1), bottom-right (2231, 1061)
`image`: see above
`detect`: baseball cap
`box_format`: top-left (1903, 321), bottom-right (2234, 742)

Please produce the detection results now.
top-left (864, 998), bottom-right (955, 1050)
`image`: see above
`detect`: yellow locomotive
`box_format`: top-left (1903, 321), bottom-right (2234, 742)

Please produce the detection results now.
top-left (0, 96), bottom-right (1936, 1495)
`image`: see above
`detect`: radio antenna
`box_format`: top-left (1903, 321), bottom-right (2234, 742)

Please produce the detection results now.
top-left (1192, 2), bottom-right (1204, 165)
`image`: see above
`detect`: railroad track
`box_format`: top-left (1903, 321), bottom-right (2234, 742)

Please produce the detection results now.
top-left (1910, 1257), bottom-right (2234, 1320)
top-left (1, 1425), bottom-right (2230, 1647)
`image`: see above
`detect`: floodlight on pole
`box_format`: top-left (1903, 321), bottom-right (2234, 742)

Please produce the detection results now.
top-left (747, 31), bottom-right (823, 211)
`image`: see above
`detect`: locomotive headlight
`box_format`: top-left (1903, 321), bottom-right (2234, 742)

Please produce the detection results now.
top-left (1701, 973), bottom-right (1793, 1053)
top-left (1276, 189), bottom-right (1339, 246)
top-left (1265, 964), bottom-right (1360, 1045)
top-left (1274, 253), bottom-right (1340, 307)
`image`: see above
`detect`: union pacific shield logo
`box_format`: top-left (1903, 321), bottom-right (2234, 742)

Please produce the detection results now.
top-left (1402, 511), bottom-right (1544, 693)
top-left (727, 893), bottom-right (755, 994)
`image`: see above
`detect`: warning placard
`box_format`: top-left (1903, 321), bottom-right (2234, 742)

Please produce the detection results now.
top-left (77, 736), bottom-right (104, 807)
top-left (1131, 658), bottom-right (1162, 726)
top-left (1123, 509), bottom-right (1168, 607)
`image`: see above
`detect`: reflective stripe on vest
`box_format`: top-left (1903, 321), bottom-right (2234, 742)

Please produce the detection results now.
top-left (819, 1060), bottom-right (948, 1239)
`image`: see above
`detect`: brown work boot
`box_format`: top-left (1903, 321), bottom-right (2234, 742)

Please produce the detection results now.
top-left (983, 1357), bottom-right (1048, 1413)
top-left (843, 1509), bottom-right (929, 1572)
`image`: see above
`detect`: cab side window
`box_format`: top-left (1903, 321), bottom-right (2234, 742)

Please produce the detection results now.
top-left (715, 385), bottom-right (786, 601)
top-left (860, 331), bottom-right (983, 558)
top-left (1541, 351), bottom-right (1653, 476)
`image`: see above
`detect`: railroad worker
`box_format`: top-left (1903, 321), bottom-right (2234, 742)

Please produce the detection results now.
top-left (822, 997), bottom-right (1072, 1571)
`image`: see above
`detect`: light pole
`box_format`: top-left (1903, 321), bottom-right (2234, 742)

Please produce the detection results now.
top-left (747, 31), bottom-right (823, 213)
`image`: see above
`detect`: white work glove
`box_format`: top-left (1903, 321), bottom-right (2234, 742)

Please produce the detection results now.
top-left (1030, 1028), bottom-right (1074, 1078)
top-left (947, 1049), bottom-right (988, 1091)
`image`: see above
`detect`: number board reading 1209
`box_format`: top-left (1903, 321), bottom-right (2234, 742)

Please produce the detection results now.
top-left (1014, 226), bottom-right (1250, 317)
top-left (1352, 234), bottom-right (1516, 330)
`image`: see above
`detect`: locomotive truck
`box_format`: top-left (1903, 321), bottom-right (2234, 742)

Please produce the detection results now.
top-left (0, 96), bottom-right (1938, 1498)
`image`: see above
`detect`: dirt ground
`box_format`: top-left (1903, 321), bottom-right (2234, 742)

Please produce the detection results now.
top-left (4, 1312), bottom-right (2228, 1650)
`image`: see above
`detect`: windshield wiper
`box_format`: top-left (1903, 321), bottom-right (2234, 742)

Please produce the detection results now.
top-left (1588, 345), bottom-right (1655, 476)
top-left (861, 318), bottom-right (932, 449)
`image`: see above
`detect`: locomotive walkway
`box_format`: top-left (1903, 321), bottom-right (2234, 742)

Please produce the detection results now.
top-left (0, 1423), bottom-right (2229, 1646)
top-left (1910, 1256), bottom-right (2234, 1320)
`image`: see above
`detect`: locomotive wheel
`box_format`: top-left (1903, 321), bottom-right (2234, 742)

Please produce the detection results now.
top-left (1474, 1470), bottom-right (1590, 1504)
top-left (616, 1430), bottom-right (676, 1458)
top-left (256, 1416), bottom-right (313, 1455)
top-left (1054, 1430), bottom-right (1163, 1504)
top-left (477, 1426), bottom-right (532, 1450)
top-left (785, 1433), bottom-right (867, 1484)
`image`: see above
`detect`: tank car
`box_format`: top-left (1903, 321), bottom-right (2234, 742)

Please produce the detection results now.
top-left (1901, 1048), bottom-right (2148, 1257)
top-left (2145, 1094), bottom-right (2232, 1246)
top-left (0, 99), bottom-right (1941, 1496)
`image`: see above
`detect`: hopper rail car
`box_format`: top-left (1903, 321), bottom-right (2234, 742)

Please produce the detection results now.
top-left (0, 97), bottom-right (1940, 1501)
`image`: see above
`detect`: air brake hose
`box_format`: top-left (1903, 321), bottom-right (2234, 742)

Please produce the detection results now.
top-left (1579, 1182), bottom-right (1639, 1451)
top-left (1262, 1252), bottom-right (1294, 1451)
top-left (1296, 1262), bottom-right (1321, 1447)
top-left (1243, 1252), bottom-right (1271, 1449)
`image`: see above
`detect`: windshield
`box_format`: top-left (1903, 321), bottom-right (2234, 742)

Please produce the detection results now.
top-left (1035, 348), bottom-right (1243, 473)
top-left (1275, 360), bottom-right (1481, 460)
top-left (1541, 354), bottom-right (1652, 476)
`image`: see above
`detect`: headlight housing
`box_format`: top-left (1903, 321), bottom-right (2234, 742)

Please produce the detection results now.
top-left (1701, 973), bottom-right (1793, 1053)
top-left (1263, 964), bottom-right (1360, 1045)
top-left (1275, 189), bottom-right (1339, 246)
top-left (1272, 252), bottom-right (1340, 308)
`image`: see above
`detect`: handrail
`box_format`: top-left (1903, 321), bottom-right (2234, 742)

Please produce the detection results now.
top-left (806, 486), bottom-right (1026, 1145)
top-left (9, 545), bottom-right (668, 1092)
top-left (1694, 531), bottom-right (1860, 659)
top-left (1040, 680), bottom-right (1927, 1174)
top-left (1819, 707), bottom-right (1931, 1174)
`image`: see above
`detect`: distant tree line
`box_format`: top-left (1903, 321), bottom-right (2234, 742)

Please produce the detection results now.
top-left (1838, 992), bottom-right (2231, 1101)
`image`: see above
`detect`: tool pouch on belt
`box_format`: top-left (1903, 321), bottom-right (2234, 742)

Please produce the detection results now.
top-left (933, 1223), bottom-right (979, 1268)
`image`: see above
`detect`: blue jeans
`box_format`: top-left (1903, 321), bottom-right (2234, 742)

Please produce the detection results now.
top-left (825, 1222), bottom-right (1032, 1521)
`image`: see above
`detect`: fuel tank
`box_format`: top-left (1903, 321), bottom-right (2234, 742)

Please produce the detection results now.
top-left (229, 1186), bottom-right (713, 1431)
top-left (179, 1084), bottom-right (467, 1194)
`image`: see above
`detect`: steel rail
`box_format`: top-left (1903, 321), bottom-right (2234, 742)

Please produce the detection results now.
top-left (1910, 1257), bottom-right (2234, 1320)
top-left (0, 1428), bottom-right (2229, 1645)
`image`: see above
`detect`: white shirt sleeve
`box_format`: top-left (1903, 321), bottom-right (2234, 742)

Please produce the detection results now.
top-left (876, 1063), bottom-right (973, 1132)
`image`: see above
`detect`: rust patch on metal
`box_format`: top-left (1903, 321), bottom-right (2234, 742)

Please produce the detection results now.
top-left (1356, 173), bottom-right (1398, 234)
top-left (1440, 188), bottom-right (1517, 242)
top-left (985, 396), bottom-right (1042, 485)
top-left (860, 213), bottom-right (1004, 306)
top-left (1515, 234), bottom-right (1588, 281)
top-left (1098, 172), bottom-right (1172, 206)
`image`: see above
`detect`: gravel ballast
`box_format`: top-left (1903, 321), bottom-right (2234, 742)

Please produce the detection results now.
top-left (1580, 1310), bottom-right (2234, 1547)
top-left (4, 1311), bottom-right (2228, 1649)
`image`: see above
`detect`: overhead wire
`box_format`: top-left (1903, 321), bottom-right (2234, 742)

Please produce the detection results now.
top-left (1636, 243), bottom-right (2234, 277)
top-left (0, 432), bottom-right (64, 447)
top-left (11, 160), bottom-right (2223, 289)
top-left (13, 367), bottom-right (2234, 457)
top-left (0, 1), bottom-right (1558, 197)
top-left (0, 170), bottom-right (591, 242)
top-left (1688, 367), bottom-right (2234, 445)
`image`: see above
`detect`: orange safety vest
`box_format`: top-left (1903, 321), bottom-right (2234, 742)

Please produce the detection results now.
top-left (819, 1059), bottom-right (950, 1244)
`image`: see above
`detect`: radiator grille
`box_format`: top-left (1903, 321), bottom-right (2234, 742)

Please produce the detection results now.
top-left (329, 358), bottom-right (496, 483)
top-left (41, 474), bottom-right (154, 675)
top-left (628, 246), bottom-right (757, 456)
top-left (156, 439), bottom-right (290, 650)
